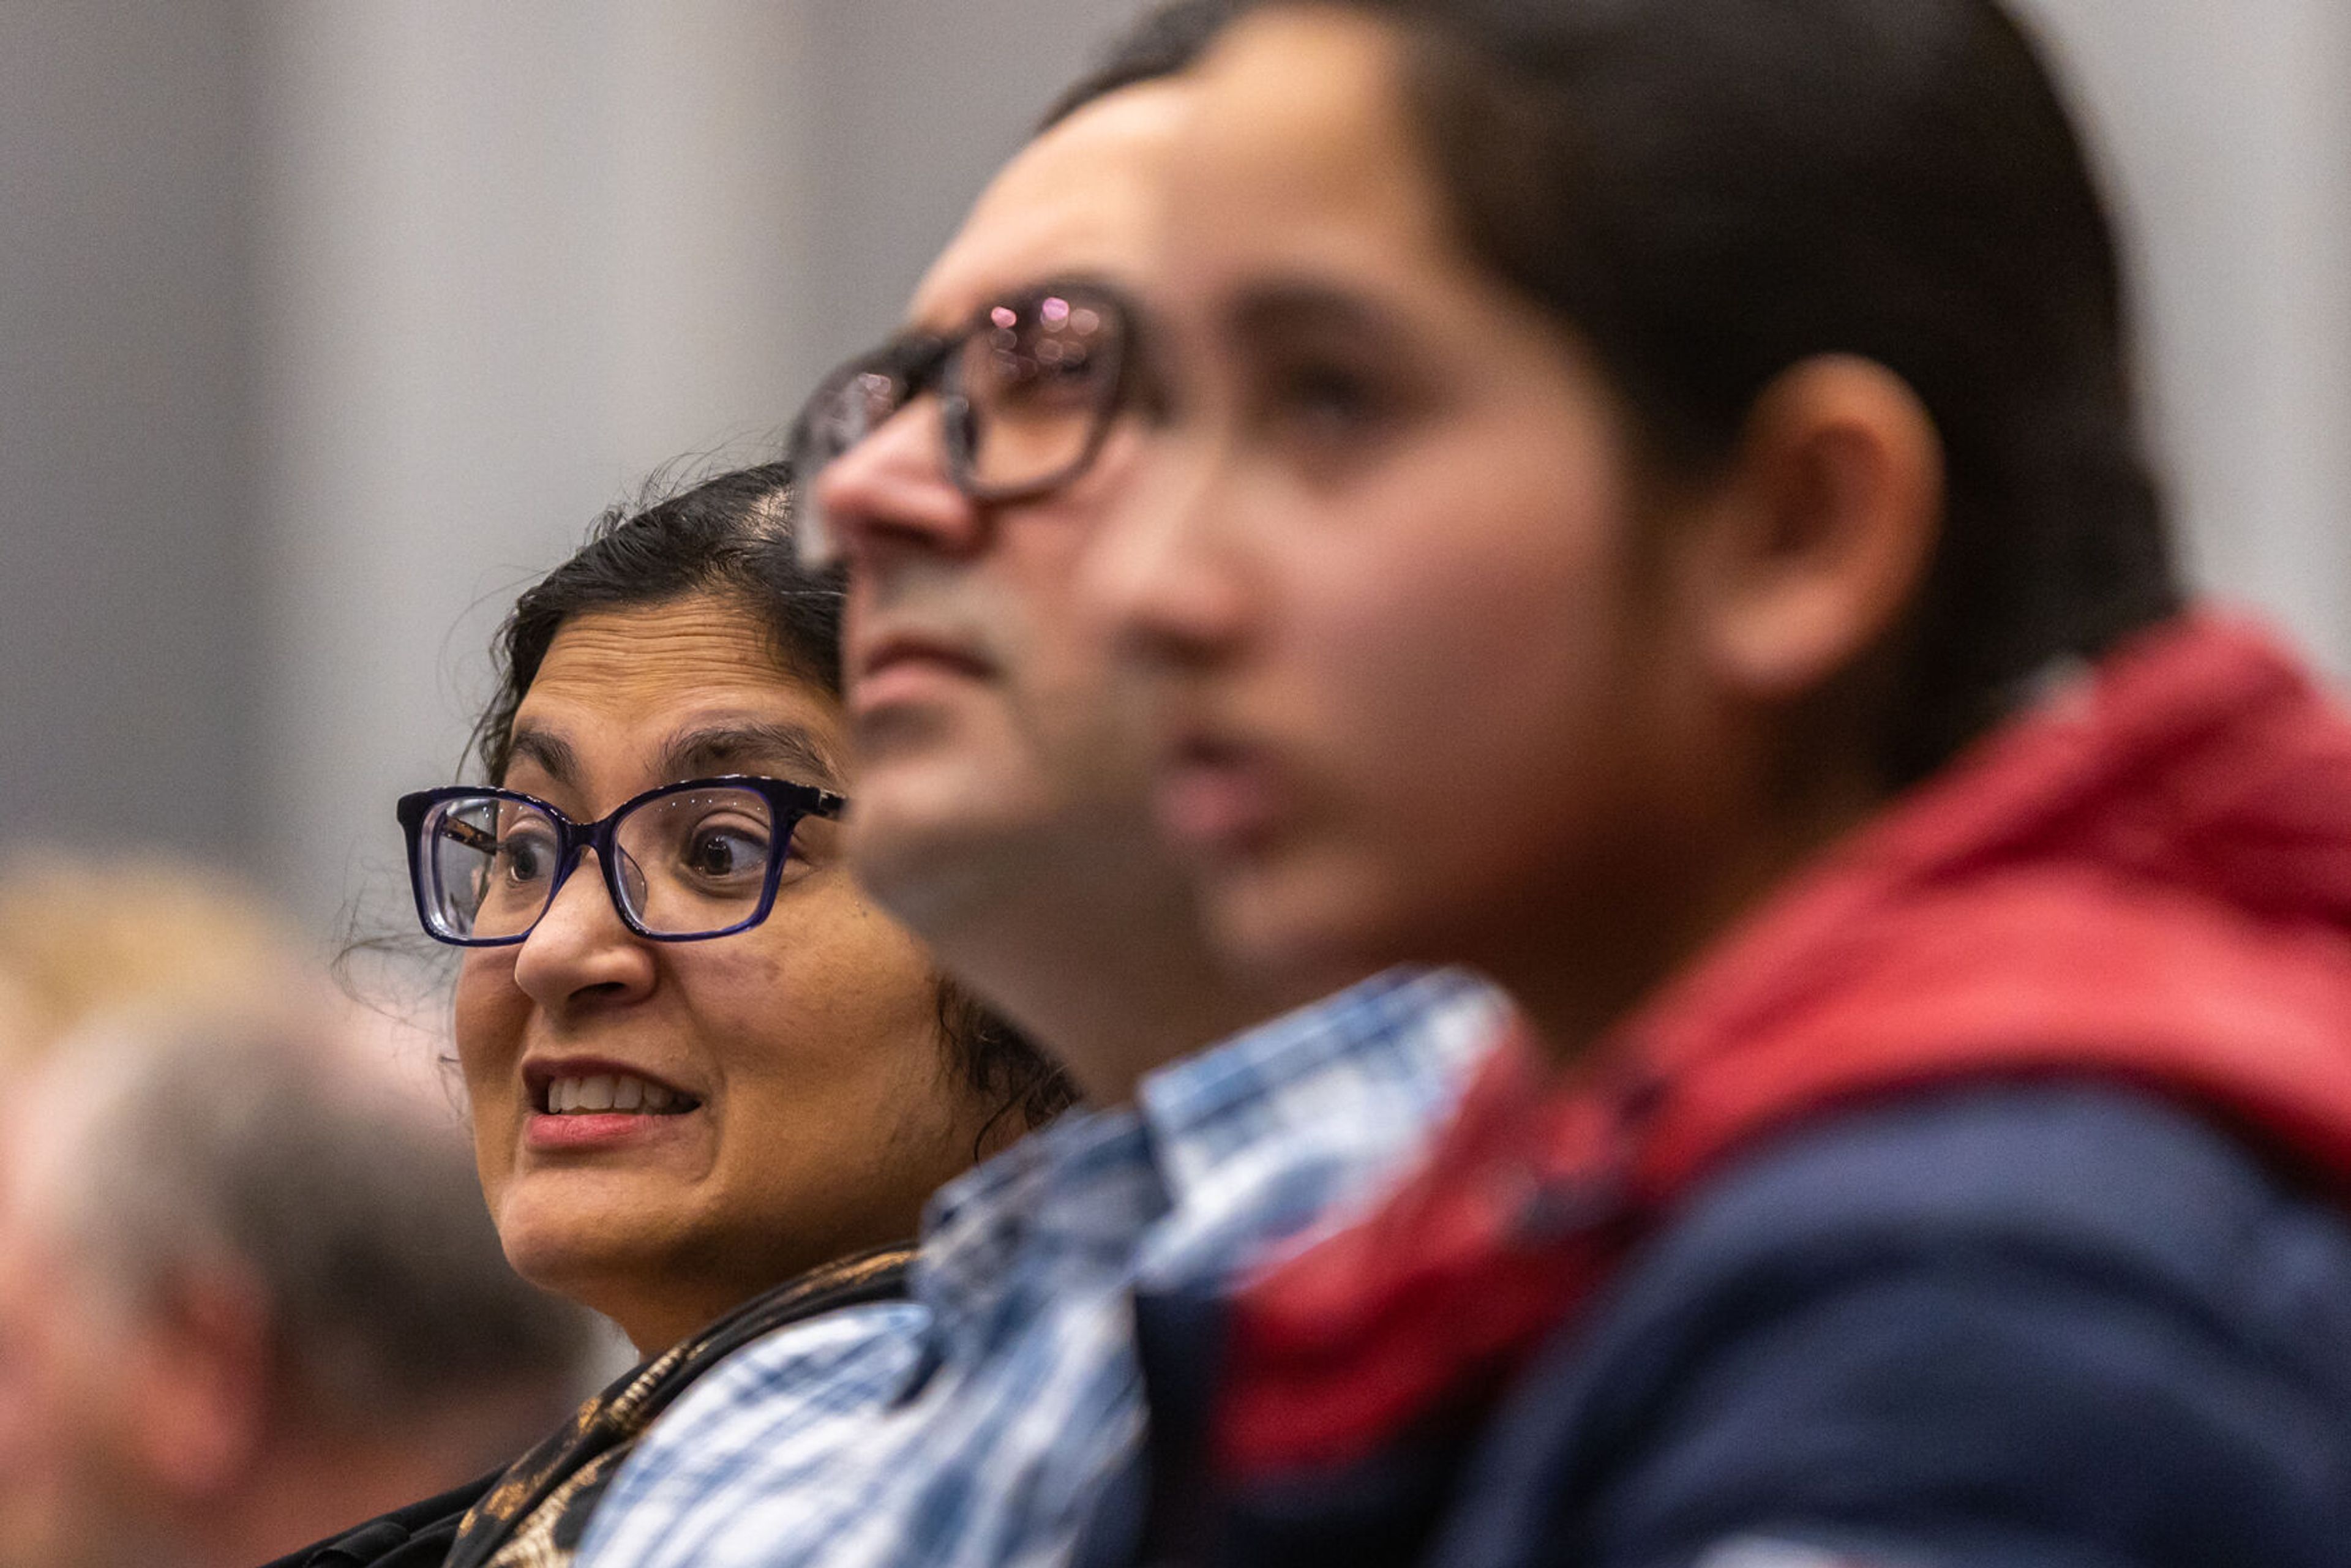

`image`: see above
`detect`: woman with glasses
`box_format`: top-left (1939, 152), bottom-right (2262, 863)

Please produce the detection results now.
top-left (1089, 1), bottom-right (2351, 1564)
top-left (272, 462), bottom-right (1067, 1568)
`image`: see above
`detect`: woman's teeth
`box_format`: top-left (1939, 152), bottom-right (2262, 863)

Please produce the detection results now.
top-left (544, 1073), bottom-right (692, 1115)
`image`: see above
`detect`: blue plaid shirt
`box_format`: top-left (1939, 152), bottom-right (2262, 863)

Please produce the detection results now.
top-left (576, 968), bottom-right (1500, 1568)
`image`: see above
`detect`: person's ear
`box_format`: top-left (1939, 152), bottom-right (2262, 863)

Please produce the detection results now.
top-left (125, 1264), bottom-right (272, 1499)
top-left (1678, 354), bottom-right (1942, 702)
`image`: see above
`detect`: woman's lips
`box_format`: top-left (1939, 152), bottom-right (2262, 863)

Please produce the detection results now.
top-left (525, 1109), bottom-right (700, 1152)
top-left (519, 1059), bottom-right (702, 1153)
top-left (1155, 736), bottom-right (1285, 854)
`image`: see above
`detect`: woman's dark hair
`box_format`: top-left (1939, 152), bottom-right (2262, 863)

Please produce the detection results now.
top-left (1286, 0), bottom-right (2181, 784)
top-left (471, 461), bottom-right (1073, 1135)
top-left (470, 462), bottom-right (836, 784)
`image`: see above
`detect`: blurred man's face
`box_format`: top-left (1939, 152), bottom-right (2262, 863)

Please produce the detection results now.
top-left (814, 83), bottom-right (1193, 926)
top-left (0, 1117), bottom-right (160, 1568)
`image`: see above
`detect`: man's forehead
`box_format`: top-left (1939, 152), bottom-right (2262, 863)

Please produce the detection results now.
top-left (906, 80), bottom-right (1194, 330)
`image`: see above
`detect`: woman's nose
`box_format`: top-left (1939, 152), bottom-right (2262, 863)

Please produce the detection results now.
top-left (813, 399), bottom-right (986, 567)
top-left (509, 849), bottom-right (658, 1011)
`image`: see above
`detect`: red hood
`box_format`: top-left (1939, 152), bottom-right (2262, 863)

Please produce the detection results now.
top-left (1222, 612), bottom-right (2351, 1476)
top-left (1629, 610), bottom-right (2351, 1196)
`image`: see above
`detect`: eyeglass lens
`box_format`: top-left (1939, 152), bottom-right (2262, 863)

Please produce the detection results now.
top-left (957, 292), bottom-right (1122, 491)
top-left (420, 786), bottom-right (782, 941)
top-left (792, 289), bottom-right (1125, 565)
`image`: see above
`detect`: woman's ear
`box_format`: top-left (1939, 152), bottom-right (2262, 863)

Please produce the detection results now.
top-left (1678, 354), bottom-right (1943, 702)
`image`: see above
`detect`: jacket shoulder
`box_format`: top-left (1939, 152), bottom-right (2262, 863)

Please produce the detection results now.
top-left (1438, 1082), bottom-right (2351, 1568)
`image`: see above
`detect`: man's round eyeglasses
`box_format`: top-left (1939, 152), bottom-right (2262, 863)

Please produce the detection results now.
top-left (395, 775), bottom-right (846, 946)
top-left (786, 280), bottom-right (1139, 566)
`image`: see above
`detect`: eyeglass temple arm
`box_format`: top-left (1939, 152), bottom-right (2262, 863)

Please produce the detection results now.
top-left (435, 817), bottom-right (498, 853)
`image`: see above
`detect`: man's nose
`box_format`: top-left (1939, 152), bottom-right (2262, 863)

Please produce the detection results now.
top-left (814, 399), bottom-right (986, 567)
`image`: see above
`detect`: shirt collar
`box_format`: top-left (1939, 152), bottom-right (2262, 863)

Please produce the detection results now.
top-left (1134, 967), bottom-right (1491, 1210)
top-left (910, 967), bottom-right (1498, 1337)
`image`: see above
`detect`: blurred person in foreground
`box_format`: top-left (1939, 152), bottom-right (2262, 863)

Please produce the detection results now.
top-left (0, 860), bottom-right (591, 1568)
top-left (275, 463), bottom-right (1071, 1568)
top-left (572, 9), bottom-right (1495, 1568)
top-left (1092, 0), bottom-right (2351, 1563)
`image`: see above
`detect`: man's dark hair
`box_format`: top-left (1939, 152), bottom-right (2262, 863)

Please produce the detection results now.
top-left (1038, 0), bottom-right (1242, 130)
top-left (471, 462), bottom-right (1073, 1135)
top-left (1293, 0), bottom-right (2181, 784)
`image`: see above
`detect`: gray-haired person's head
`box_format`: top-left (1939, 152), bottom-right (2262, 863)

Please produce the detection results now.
top-left (13, 996), bottom-right (595, 1446)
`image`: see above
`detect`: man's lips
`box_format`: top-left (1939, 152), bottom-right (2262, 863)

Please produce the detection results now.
top-left (852, 634), bottom-right (996, 712)
top-left (858, 631), bottom-right (994, 680)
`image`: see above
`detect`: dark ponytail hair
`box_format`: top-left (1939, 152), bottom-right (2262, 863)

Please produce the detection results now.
top-left (468, 461), bottom-right (1073, 1136)
top-left (1286, 0), bottom-right (2180, 782)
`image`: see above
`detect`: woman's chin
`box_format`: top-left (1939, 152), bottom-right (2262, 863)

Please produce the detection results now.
top-left (492, 1181), bottom-right (694, 1308)
top-left (1204, 849), bottom-right (1422, 995)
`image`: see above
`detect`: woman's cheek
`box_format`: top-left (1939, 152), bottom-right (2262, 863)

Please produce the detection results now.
top-left (776, 880), bottom-right (936, 1015)
top-left (452, 954), bottom-right (526, 1166)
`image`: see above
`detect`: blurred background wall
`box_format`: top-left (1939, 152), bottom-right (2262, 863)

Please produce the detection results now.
top-left (2, 0), bottom-right (2345, 939)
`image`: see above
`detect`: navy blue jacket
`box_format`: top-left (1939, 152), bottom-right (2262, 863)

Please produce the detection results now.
top-left (1122, 1084), bottom-right (2351, 1568)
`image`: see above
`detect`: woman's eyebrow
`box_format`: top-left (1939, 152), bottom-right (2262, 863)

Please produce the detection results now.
top-left (505, 727), bottom-right (579, 787)
top-left (1226, 277), bottom-right (1399, 346)
top-left (660, 722), bottom-right (842, 790)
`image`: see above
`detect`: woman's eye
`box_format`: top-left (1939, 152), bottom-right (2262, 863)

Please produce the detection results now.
top-left (683, 823), bottom-right (771, 882)
top-left (496, 829), bottom-right (557, 886)
top-left (1265, 361), bottom-right (1389, 443)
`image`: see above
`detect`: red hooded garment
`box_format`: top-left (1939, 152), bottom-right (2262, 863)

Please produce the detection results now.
top-left (1217, 612), bottom-right (2351, 1478)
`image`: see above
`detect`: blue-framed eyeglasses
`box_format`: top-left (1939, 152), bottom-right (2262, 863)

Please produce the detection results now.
top-left (395, 775), bottom-right (846, 946)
